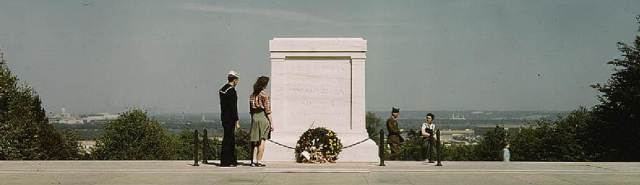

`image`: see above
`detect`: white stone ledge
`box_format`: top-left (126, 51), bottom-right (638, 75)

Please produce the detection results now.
top-left (270, 52), bottom-right (366, 60)
top-left (269, 38), bottom-right (367, 52)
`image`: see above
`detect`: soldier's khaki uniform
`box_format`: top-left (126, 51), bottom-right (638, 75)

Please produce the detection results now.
top-left (386, 117), bottom-right (403, 160)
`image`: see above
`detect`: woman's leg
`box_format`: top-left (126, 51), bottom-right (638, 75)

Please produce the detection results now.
top-left (257, 139), bottom-right (266, 161)
top-left (251, 141), bottom-right (259, 164)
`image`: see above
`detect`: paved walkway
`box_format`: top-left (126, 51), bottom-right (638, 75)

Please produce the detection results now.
top-left (1, 160), bottom-right (639, 185)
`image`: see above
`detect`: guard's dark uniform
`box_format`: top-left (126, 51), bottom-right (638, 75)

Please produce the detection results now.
top-left (219, 83), bottom-right (239, 166)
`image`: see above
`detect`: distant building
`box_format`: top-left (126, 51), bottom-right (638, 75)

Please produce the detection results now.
top-left (449, 113), bottom-right (467, 120)
top-left (474, 125), bottom-right (521, 136)
top-left (49, 108), bottom-right (83, 124)
top-left (82, 113), bottom-right (119, 124)
top-left (201, 114), bottom-right (215, 123)
top-left (440, 129), bottom-right (475, 144)
top-left (49, 108), bottom-right (120, 124)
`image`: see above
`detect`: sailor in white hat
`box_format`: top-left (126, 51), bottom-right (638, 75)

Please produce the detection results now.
top-left (219, 70), bottom-right (240, 167)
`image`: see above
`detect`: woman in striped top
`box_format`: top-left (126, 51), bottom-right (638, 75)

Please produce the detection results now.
top-left (249, 76), bottom-right (272, 167)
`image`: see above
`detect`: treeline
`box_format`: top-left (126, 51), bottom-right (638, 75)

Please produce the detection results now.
top-left (90, 109), bottom-right (252, 160)
top-left (1, 53), bottom-right (82, 160)
top-left (369, 108), bottom-right (595, 161)
top-left (1, 52), bottom-right (250, 160)
top-left (53, 122), bottom-right (229, 140)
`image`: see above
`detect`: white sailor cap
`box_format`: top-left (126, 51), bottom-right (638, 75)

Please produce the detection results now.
top-left (227, 70), bottom-right (239, 78)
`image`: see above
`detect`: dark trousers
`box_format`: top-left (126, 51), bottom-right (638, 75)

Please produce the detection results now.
top-left (387, 135), bottom-right (402, 160)
top-left (389, 143), bottom-right (401, 160)
top-left (220, 122), bottom-right (237, 165)
top-left (425, 137), bottom-right (437, 161)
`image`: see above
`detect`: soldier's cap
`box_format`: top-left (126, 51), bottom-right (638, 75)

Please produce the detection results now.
top-left (392, 107), bottom-right (400, 113)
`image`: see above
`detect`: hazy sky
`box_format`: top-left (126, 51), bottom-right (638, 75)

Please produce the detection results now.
top-left (1, 0), bottom-right (639, 114)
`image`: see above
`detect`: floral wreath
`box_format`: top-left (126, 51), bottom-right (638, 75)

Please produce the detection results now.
top-left (295, 127), bottom-right (343, 163)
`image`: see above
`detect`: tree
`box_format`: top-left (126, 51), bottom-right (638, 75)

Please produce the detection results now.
top-left (474, 126), bottom-right (508, 161)
top-left (173, 128), bottom-right (222, 160)
top-left (443, 143), bottom-right (476, 161)
top-left (0, 51), bottom-right (82, 160)
top-left (399, 129), bottom-right (427, 161)
top-left (440, 109), bottom-right (593, 162)
top-left (234, 128), bottom-right (251, 160)
top-left (365, 112), bottom-right (383, 145)
top-left (508, 108), bottom-right (591, 161)
top-left (0, 51), bottom-right (7, 120)
top-left (175, 129), bottom-right (199, 160)
top-left (174, 127), bottom-right (250, 161)
top-left (365, 112), bottom-right (391, 159)
top-left (590, 15), bottom-right (640, 161)
top-left (93, 109), bottom-right (177, 160)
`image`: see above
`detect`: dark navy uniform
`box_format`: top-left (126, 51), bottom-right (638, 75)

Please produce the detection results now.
top-left (219, 83), bottom-right (239, 166)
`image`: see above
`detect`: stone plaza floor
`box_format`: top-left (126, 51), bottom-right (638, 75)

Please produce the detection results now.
top-left (1, 160), bottom-right (639, 185)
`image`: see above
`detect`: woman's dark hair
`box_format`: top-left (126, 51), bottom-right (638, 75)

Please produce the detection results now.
top-left (252, 76), bottom-right (270, 95)
top-left (426, 113), bottom-right (435, 120)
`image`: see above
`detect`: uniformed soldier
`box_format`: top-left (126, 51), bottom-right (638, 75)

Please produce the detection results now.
top-left (219, 70), bottom-right (240, 167)
top-left (386, 107), bottom-right (404, 160)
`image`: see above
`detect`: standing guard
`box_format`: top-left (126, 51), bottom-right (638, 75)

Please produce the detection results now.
top-left (386, 107), bottom-right (404, 160)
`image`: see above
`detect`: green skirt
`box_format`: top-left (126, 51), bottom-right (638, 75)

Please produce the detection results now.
top-left (250, 111), bottom-right (270, 142)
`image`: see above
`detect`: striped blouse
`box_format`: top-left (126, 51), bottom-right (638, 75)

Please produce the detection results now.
top-left (249, 91), bottom-right (271, 114)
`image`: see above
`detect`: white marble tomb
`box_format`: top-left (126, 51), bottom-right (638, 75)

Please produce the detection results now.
top-left (263, 38), bottom-right (378, 162)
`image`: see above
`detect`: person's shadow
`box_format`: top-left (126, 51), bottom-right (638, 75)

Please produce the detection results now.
top-left (197, 161), bottom-right (251, 167)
